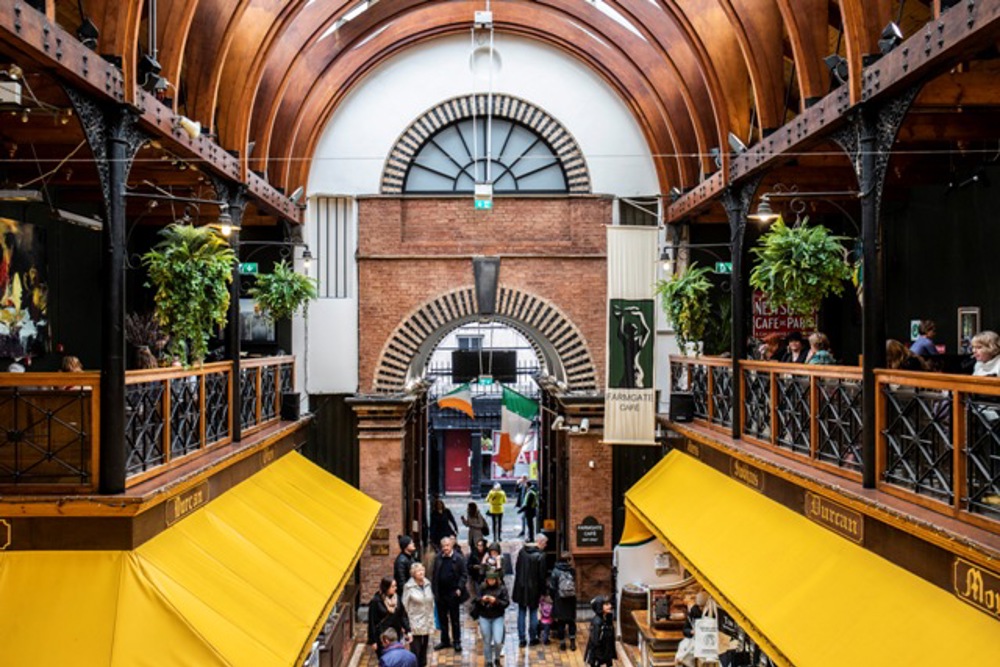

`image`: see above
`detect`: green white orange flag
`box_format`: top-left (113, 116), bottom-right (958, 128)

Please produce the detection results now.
top-left (437, 383), bottom-right (475, 418)
top-left (496, 386), bottom-right (538, 471)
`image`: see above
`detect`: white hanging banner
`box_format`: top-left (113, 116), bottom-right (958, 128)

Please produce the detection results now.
top-left (605, 226), bottom-right (658, 445)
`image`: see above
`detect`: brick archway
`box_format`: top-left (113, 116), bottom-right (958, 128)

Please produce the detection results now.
top-left (380, 93), bottom-right (591, 194)
top-left (372, 285), bottom-right (598, 393)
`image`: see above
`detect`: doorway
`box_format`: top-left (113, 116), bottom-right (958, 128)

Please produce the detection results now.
top-left (444, 430), bottom-right (471, 493)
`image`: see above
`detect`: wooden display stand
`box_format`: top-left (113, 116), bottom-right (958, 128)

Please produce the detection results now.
top-left (632, 610), bottom-right (684, 667)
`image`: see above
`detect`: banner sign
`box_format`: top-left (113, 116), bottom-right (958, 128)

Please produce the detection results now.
top-left (605, 226), bottom-right (658, 445)
top-left (751, 290), bottom-right (816, 339)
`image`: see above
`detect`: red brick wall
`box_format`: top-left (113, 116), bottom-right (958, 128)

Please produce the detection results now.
top-left (357, 196), bottom-right (611, 392)
top-left (358, 432), bottom-right (404, 599)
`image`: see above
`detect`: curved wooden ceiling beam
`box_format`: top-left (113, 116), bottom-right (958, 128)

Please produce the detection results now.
top-left (182, 0), bottom-right (248, 129)
top-left (775, 0), bottom-right (830, 106)
top-left (276, 6), bottom-right (683, 194)
top-left (720, 0), bottom-right (786, 134)
top-left (839, 0), bottom-right (892, 104)
top-left (158, 0), bottom-right (200, 105)
top-left (89, 0), bottom-right (142, 103)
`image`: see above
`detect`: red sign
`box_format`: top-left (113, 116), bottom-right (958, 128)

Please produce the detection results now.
top-left (752, 291), bottom-right (816, 339)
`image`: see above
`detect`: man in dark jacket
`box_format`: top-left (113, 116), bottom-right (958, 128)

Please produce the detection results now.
top-left (431, 536), bottom-right (467, 652)
top-left (379, 628), bottom-right (417, 667)
top-left (518, 482), bottom-right (539, 541)
top-left (512, 534), bottom-right (548, 646)
top-left (394, 535), bottom-right (417, 592)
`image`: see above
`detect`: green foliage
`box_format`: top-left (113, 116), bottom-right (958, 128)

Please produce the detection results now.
top-left (749, 216), bottom-right (852, 316)
top-left (702, 288), bottom-right (733, 356)
top-left (248, 259), bottom-right (318, 321)
top-left (143, 225), bottom-right (235, 364)
top-left (654, 263), bottom-right (713, 354)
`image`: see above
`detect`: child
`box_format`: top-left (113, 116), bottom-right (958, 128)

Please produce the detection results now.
top-left (584, 596), bottom-right (617, 667)
top-left (538, 593), bottom-right (554, 645)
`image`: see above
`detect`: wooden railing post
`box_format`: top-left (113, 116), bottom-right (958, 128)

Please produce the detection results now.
top-left (809, 376), bottom-right (819, 459)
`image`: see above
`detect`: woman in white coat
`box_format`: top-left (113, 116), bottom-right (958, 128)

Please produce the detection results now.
top-left (401, 562), bottom-right (435, 667)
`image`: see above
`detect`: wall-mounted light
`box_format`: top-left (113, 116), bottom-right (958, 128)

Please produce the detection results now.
top-left (668, 186), bottom-right (683, 202)
top-left (301, 247), bottom-right (313, 270)
top-left (878, 22), bottom-right (904, 55)
top-left (747, 196), bottom-right (778, 223)
top-left (824, 54), bottom-right (848, 88)
top-left (660, 246), bottom-right (674, 274)
top-left (175, 115), bottom-right (201, 140)
top-left (208, 205), bottom-right (240, 237)
top-left (728, 132), bottom-right (748, 154)
top-left (288, 186), bottom-right (305, 205)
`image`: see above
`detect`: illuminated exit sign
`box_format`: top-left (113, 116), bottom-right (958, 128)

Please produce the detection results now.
top-left (474, 182), bottom-right (493, 210)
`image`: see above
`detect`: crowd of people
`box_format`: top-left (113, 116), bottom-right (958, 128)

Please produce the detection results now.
top-left (369, 491), bottom-right (617, 667)
top-left (753, 330), bottom-right (836, 365)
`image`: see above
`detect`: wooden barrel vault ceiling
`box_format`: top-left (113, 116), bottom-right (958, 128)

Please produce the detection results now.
top-left (1, 0), bottom-right (999, 227)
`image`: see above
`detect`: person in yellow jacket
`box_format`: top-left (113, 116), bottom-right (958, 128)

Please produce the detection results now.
top-left (485, 482), bottom-right (507, 540)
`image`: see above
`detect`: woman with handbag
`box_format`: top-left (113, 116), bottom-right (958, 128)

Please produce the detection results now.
top-left (368, 577), bottom-right (411, 657)
top-left (462, 501), bottom-right (488, 553)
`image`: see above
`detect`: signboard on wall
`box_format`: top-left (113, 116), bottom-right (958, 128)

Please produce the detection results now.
top-left (576, 515), bottom-right (605, 547)
top-left (751, 290), bottom-right (816, 339)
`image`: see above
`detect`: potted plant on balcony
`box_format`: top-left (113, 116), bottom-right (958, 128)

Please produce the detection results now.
top-left (655, 263), bottom-right (712, 355)
top-left (143, 224), bottom-right (236, 365)
top-left (247, 259), bottom-right (317, 322)
top-left (749, 216), bottom-right (852, 317)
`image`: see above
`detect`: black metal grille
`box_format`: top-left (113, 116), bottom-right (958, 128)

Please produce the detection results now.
top-left (126, 381), bottom-right (165, 476)
top-left (776, 375), bottom-right (811, 454)
top-left (966, 395), bottom-right (1000, 519)
top-left (0, 389), bottom-right (92, 485)
top-left (691, 365), bottom-right (708, 420)
top-left (670, 362), bottom-right (689, 392)
top-left (710, 366), bottom-right (733, 428)
top-left (205, 371), bottom-right (229, 444)
top-left (170, 377), bottom-right (201, 459)
top-left (816, 378), bottom-right (863, 471)
top-left (241, 368), bottom-right (258, 429)
top-left (882, 386), bottom-right (953, 503)
top-left (742, 370), bottom-right (771, 440)
top-left (279, 363), bottom-right (294, 395)
top-left (261, 366), bottom-right (278, 422)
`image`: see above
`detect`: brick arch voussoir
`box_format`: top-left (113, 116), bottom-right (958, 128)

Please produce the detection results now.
top-left (381, 94), bottom-right (591, 195)
top-left (372, 286), bottom-right (597, 394)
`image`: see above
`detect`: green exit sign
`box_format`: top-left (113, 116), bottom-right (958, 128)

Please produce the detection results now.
top-left (239, 262), bottom-right (258, 275)
top-left (478, 375), bottom-right (494, 385)
top-left (474, 198), bottom-right (493, 210)
top-left (714, 261), bottom-right (733, 274)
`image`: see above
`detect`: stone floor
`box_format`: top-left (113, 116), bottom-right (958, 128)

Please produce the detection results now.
top-left (440, 493), bottom-right (537, 548)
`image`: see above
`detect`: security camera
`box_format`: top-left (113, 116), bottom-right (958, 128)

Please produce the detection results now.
top-left (550, 415), bottom-right (565, 431)
top-left (579, 418), bottom-right (590, 434)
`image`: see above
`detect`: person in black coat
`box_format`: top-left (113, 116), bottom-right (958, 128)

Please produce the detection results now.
top-left (470, 568), bottom-right (510, 667)
top-left (429, 498), bottom-right (458, 549)
top-left (548, 552), bottom-right (577, 651)
top-left (512, 533), bottom-right (548, 646)
top-left (431, 537), bottom-right (468, 652)
top-left (368, 577), bottom-right (411, 656)
top-left (394, 535), bottom-right (418, 593)
top-left (584, 596), bottom-right (617, 667)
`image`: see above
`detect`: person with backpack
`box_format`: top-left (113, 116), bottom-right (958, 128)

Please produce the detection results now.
top-left (518, 481), bottom-right (539, 541)
top-left (584, 595), bottom-right (617, 667)
top-left (512, 534), bottom-right (548, 647)
top-left (548, 551), bottom-right (577, 651)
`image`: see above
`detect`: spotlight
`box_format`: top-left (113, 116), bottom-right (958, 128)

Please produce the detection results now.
top-left (824, 54), bottom-right (849, 88)
top-left (76, 17), bottom-right (100, 50)
top-left (669, 186), bottom-right (683, 202)
top-left (748, 196), bottom-right (778, 223)
top-left (709, 147), bottom-right (722, 170)
top-left (550, 415), bottom-right (565, 431)
top-left (175, 115), bottom-right (202, 140)
top-left (138, 53), bottom-right (166, 93)
top-left (288, 185), bottom-right (305, 205)
top-left (579, 418), bottom-right (590, 434)
top-left (728, 132), bottom-right (748, 154)
top-left (878, 22), bottom-right (904, 55)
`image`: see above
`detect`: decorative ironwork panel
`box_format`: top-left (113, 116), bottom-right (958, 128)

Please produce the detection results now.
top-left (710, 367), bottom-right (733, 428)
top-left (965, 395), bottom-right (1000, 519)
top-left (241, 368), bottom-right (259, 429)
top-left (690, 365), bottom-right (708, 420)
top-left (816, 378), bottom-right (863, 471)
top-left (743, 370), bottom-right (771, 440)
top-left (261, 366), bottom-right (278, 422)
top-left (205, 371), bottom-right (230, 444)
top-left (279, 363), bottom-right (294, 395)
top-left (0, 389), bottom-right (92, 485)
top-left (170, 377), bottom-right (202, 458)
top-left (882, 386), bottom-right (953, 503)
top-left (776, 375), bottom-right (811, 454)
top-left (670, 362), bottom-right (689, 392)
top-left (125, 381), bottom-right (165, 476)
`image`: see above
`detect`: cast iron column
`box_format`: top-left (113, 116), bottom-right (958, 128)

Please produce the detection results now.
top-left (859, 113), bottom-right (881, 488)
top-left (212, 180), bottom-right (247, 442)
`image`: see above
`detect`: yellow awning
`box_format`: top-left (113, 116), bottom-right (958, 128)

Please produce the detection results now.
top-left (625, 451), bottom-right (1000, 667)
top-left (0, 452), bottom-right (381, 666)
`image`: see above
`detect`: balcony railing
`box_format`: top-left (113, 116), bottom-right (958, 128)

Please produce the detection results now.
top-left (669, 355), bottom-right (1000, 530)
top-left (0, 373), bottom-right (101, 493)
top-left (240, 355), bottom-right (295, 437)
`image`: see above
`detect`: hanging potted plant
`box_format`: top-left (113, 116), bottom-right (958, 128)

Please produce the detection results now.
top-left (749, 216), bottom-right (852, 317)
top-left (654, 263), bottom-right (713, 356)
top-left (143, 224), bottom-right (236, 365)
top-left (247, 259), bottom-right (318, 321)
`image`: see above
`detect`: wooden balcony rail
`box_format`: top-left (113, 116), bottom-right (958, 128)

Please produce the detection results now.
top-left (125, 362), bottom-right (233, 485)
top-left (239, 355), bottom-right (295, 438)
top-left (0, 372), bottom-right (101, 493)
top-left (669, 356), bottom-right (734, 429)
top-left (876, 370), bottom-right (1000, 530)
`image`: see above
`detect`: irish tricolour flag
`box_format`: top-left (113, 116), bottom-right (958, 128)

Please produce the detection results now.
top-left (495, 386), bottom-right (538, 471)
top-left (437, 383), bottom-right (475, 418)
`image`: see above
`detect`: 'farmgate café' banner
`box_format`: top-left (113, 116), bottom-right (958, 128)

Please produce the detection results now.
top-left (605, 225), bottom-right (658, 445)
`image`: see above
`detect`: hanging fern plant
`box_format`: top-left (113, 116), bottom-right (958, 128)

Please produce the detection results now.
top-left (749, 216), bottom-right (852, 316)
top-left (143, 224), bottom-right (236, 364)
top-left (248, 259), bottom-right (318, 321)
top-left (654, 263), bottom-right (713, 355)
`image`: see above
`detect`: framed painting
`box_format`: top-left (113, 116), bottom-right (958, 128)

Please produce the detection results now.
top-left (958, 307), bottom-right (980, 355)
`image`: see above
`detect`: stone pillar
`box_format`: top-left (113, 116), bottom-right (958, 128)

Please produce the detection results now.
top-left (349, 396), bottom-right (413, 600)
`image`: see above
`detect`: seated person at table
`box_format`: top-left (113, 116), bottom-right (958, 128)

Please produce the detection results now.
top-left (805, 332), bottom-right (836, 365)
top-left (971, 331), bottom-right (1000, 377)
top-left (757, 333), bottom-right (784, 361)
top-left (886, 339), bottom-right (927, 371)
top-left (780, 331), bottom-right (807, 363)
top-left (910, 319), bottom-right (939, 358)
